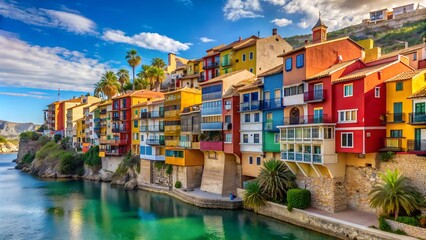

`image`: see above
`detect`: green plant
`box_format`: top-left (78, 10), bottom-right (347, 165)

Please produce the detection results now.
top-left (53, 134), bottom-right (62, 143)
top-left (165, 164), bottom-right (173, 175)
top-left (19, 131), bottom-right (40, 141)
top-left (175, 181), bottom-right (182, 189)
top-left (396, 216), bottom-right (419, 226)
top-left (378, 152), bottom-right (395, 162)
top-left (35, 141), bottom-right (58, 159)
top-left (258, 159), bottom-right (296, 203)
top-left (83, 146), bottom-right (101, 167)
top-left (22, 152), bottom-right (35, 164)
top-left (59, 153), bottom-right (84, 175)
top-left (369, 169), bottom-right (425, 220)
top-left (0, 136), bottom-right (6, 143)
top-left (154, 161), bottom-right (165, 171)
top-left (419, 216), bottom-right (426, 228)
top-left (393, 229), bottom-right (406, 235)
top-left (378, 217), bottom-right (392, 231)
top-left (287, 189), bottom-right (311, 210)
top-left (243, 181), bottom-right (267, 212)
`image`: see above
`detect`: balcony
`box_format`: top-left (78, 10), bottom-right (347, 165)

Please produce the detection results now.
top-left (263, 98), bottom-right (283, 110)
top-left (223, 123), bottom-right (232, 130)
top-left (164, 110), bottom-right (180, 119)
top-left (112, 116), bottom-right (120, 121)
top-left (201, 122), bottom-right (223, 131)
top-left (201, 107), bottom-right (222, 116)
top-left (202, 92), bottom-right (222, 102)
top-left (283, 114), bottom-right (330, 125)
top-left (146, 138), bottom-right (165, 146)
top-left (148, 125), bottom-right (164, 132)
top-left (382, 113), bottom-right (405, 123)
top-left (264, 121), bottom-right (282, 132)
top-left (407, 139), bottom-right (426, 152)
top-left (240, 100), bottom-right (262, 112)
top-left (304, 90), bottom-right (326, 103)
top-left (221, 59), bottom-right (232, 67)
top-left (140, 154), bottom-right (165, 161)
top-left (100, 139), bottom-right (128, 145)
top-left (200, 141), bottom-right (223, 151)
top-left (283, 93), bottom-right (304, 107)
top-left (281, 151), bottom-right (323, 164)
top-left (382, 138), bottom-right (403, 152)
top-left (165, 156), bottom-right (185, 166)
top-left (408, 113), bottom-right (426, 125)
top-left (202, 61), bottom-right (219, 70)
top-left (164, 125), bottom-right (180, 134)
top-left (112, 127), bottom-right (128, 133)
top-left (178, 141), bottom-right (192, 148)
top-left (150, 111), bottom-right (164, 118)
top-left (140, 125), bottom-right (148, 132)
top-left (198, 73), bottom-right (206, 82)
top-left (140, 112), bottom-right (151, 119)
top-left (165, 140), bottom-right (179, 147)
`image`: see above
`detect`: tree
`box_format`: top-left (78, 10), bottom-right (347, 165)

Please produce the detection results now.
top-left (149, 66), bottom-right (165, 91)
top-left (116, 69), bottom-right (130, 93)
top-left (125, 49), bottom-right (141, 91)
top-left (257, 159), bottom-right (296, 203)
top-left (243, 181), bottom-right (267, 212)
top-left (138, 65), bottom-right (154, 89)
top-left (151, 57), bottom-right (166, 69)
top-left (95, 71), bottom-right (120, 99)
top-left (369, 169), bottom-right (425, 220)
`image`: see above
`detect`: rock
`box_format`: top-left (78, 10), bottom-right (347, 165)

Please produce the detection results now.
top-left (124, 178), bottom-right (138, 190)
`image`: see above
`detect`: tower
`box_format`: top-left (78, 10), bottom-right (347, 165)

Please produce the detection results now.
top-left (312, 14), bottom-right (328, 44)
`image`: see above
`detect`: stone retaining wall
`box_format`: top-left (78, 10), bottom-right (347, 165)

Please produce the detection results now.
top-left (101, 156), bottom-right (122, 172)
top-left (385, 219), bottom-right (426, 240)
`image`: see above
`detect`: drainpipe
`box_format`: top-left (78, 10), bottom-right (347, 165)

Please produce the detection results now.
top-left (363, 128), bottom-right (365, 154)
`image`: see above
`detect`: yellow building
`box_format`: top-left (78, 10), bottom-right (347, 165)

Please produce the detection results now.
top-left (218, 30), bottom-right (292, 76)
top-left (178, 59), bottom-right (204, 89)
top-left (98, 100), bottom-right (112, 157)
top-left (74, 117), bottom-right (85, 150)
top-left (65, 96), bottom-right (101, 140)
top-left (383, 69), bottom-right (426, 152)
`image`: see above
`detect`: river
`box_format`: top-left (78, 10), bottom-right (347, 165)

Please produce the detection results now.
top-left (0, 153), bottom-right (335, 240)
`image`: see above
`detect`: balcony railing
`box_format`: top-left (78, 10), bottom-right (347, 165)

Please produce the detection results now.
top-left (382, 113), bottom-right (405, 123)
top-left (304, 90), bottom-right (326, 102)
top-left (281, 151), bottom-right (323, 164)
top-left (146, 138), bottom-right (165, 146)
top-left (407, 139), bottom-right (426, 151)
top-left (263, 98), bottom-right (283, 109)
top-left (223, 123), bottom-right (232, 130)
top-left (202, 92), bottom-right (222, 102)
top-left (240, 100), bottom-right (262, 112)
top-left (148, 125), bottom-right (164, 132)
top-left (408, 113), bottom-right (426, 124)
top-left (164, 110), bottom-right (180, 119)
top-left (141, 112), bottom-right (150, 119)
top-left (201, 107), bottom-right (222, 116)
top-left (283, 114), bottom-right (330, 125)
top-left (140, 125), bottom-right (148, 132)
top-left (178, 141), bottom-right (192, 148)
top-left (203, 61), bottom-right (219, 70)
top-left (165, 140), bottom-right (179, 147)
top-left (201, 122), bottom-right (223, 131)
top-left (221, 59), bottom-right (232, 67)
top-left (264, 121), bottom-right (282, 132)
top-left (164, 125), bottom-right (180, 134)
top-left (150, 111), bottom-right (164, 118)
top-left (112, 127), bottom-right (128, 133)
top-left (192, 142), bottom-right (200, 149)
top-left (383, 138), bottom-right (403, 151)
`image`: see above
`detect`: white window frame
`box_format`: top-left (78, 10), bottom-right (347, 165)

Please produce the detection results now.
top-left (243, 134), bottom-right (249, 143)
top-left (225, 133), bottom-right (232, 143)
top-left (344, 83), bottom-right (353, 97)
top-left (254, 133), bottom-right (260, 143)
top-left (341, 132), bottom-right (354, 148)
top-left (338, 109), bottom-right (357, 123)
top-left (375, 87), bottom-right (380, 98)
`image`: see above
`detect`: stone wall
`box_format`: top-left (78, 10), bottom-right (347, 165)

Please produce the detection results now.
top-left (346, 154), bottom-right (426, 214)
top-left (386, 219), bottom-right (426, 240)
top-left (16, 139), bottom-right (40, 162)
top-left (101, 156), bottom-right (123, 172)
top-left (296, 174), bottom-right (347, 213)
top-left (172, 166), bottom-right (203, 189)
top-left (138, 159), bottom-right (151, 184)
top-left (152, 163), bottom-right (170, 187)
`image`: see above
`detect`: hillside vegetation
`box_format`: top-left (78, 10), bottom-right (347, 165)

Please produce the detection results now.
top-left (285, 19), bottom-right (425, 54)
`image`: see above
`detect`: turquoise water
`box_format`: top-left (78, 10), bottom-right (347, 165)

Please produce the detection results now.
top-left (0, 153), bottom-right (335, 240)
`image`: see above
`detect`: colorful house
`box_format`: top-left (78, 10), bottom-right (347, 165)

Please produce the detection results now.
top-left (65, 96), bottom-right (101, 140)
top-left (98, 100), bottom-right (112, 158)
top-left (383, 69), bottom-right (426, 153)
top-left (177, 59), bottom-right (204, 89)
top-left (201, 45), bottom-right (223, 82)
top-left (380, 43), bottom-right (426, 69)
top-left (199, 70), bottom-right (255, 195)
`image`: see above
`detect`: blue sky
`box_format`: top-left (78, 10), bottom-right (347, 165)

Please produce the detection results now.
top-left (0, 0), bottom-right (422, 124)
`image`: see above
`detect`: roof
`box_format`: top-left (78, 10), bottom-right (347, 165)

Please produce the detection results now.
top-left (278, 37), bottom-right (364, 58)
top-left (333, 61), bottom-right (400, 83)
top-left (385, 69), bottom-right (426, 83)
top-left (68, 103), bottom-right (86, 110)
top-left (408, 86), bottom-right (426, 99)
top-left (305, 59), bottom-right (359, 81)
top-left (98, 100), bottom-right (112, 107)
top-left (379, 43), bottom-right (426, 59)
top-left (112, 90), bottom-right (164, 99)
top-left (222, 79), bottom-right (253, 98)
top-left (257, 64), bottom-right (283, 77)
top-left (147, 99), bottom-right (164, 106)
top-left (312, 17), bottom-right (327, 30)
top-left (131, 102), bottom-right (148, 108)
top-left (166, 86), bottom-right (201, 95)
top-left (199, 69), bottom-right (248, 86)
top-left (179, 73), bottom-right (200, 80)
top-left (237, 78), bottom-right (263, 92)
top-left (218, 36), bottom-right (259, 52)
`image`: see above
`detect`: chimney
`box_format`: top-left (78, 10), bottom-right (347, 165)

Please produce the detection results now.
top-left (272, 28), bottom-right (277, 36)
top-left (238, 36), bottom-right (242, 41)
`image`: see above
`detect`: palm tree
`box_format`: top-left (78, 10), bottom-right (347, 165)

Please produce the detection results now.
top-left (243, 181), bottom-right (267, 213)
top-left (99, 71), bottom-right (120, 99)
top-left (116, 69), bottom-right (130, 93)
top-left (94, 81), bottom-right (105, 99)
top-left (149, 66), bottom-right (165, 91)
top-left (125, 49), bottom-right (141, 91)
top-left (151, 57), bottom-right (166, 69)
top-left (138, 65), bottom-right (155, 89)
top-left (369, 169), bottom-right (425, 220)
top-left (258, 159), bottom-right (296, 203)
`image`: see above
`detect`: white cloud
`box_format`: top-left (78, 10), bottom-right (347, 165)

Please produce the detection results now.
top-left (200, 37), bottom-right (215, 43)
top-left (102, 30), bottom-right (191, 53)
top-left (223, 0), bottom-right (263, 21)
top-left (262, 0), bottom-right (286, 6)
top-left (176, 0), bottom-right (193, 7)
top-left (271, 18), bottom-right (292, 27)
top-left (0, 92), bottom-right (52, 99)
top-left (0, 0), bottom-right (96, 34)
top-left (0, 32), bottom-right (110, 92)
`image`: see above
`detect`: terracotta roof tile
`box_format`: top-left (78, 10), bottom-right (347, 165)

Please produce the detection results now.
top-left (199, 70), bottom-right (248, 86)
top-left (305, 59), bottom-right (359, 81)
top-left (379, 43), bottom-right (426, 60)
top-left (333, 61), bottom-right (399, 83)
top-left (385, 69), bottom-right (426, 83)
top-left (222, 79), bottom-right (253, 98)
top-left (257, 64), bottom-right (283, 77)
top-left (237, 78), bottom-right (263, 92)
top-left (218, 36), bottom-right (259, 52)
top-left (112, 90), bottom-right (164, 99)
top-left (179, 73), bottom-right (200, 80)
top-left (408, 86), bottom-right (426, 99)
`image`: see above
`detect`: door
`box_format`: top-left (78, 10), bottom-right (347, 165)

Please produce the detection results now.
top-left (264, 91), bottom-right (270, 108)
top-left (414, 129), bottom-right (421, 151)
top-left (414, 102), bottom-right (425, 123)
top-left (313, 108), bottom-right (323, 123)
top-left (290, 107), bottom-right (300, 124)
top-left (393, 102), bottom-right (402, 122)
top-left (274, 89), bottom-right (281, 107)
top-left (314, 83), bottom-right (323, 100)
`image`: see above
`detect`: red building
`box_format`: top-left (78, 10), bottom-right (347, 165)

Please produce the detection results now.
top-left (201, 45), bottom-right (222, 82)
top-left (333, 57), bottom-right (413, 154)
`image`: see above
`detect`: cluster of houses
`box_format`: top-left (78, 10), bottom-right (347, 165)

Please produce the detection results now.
top-left (44, 16), bottom-right (426, 212)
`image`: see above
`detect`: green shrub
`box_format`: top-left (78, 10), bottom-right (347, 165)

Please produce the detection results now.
top-left (165, 164), bottom-right (173, 175)
top-left (112, 152), bottom-right (140, 178)
top-left (59, 152), bottom-right (84, 175)
top-left (287, 189), bottom-right (311, 210)
top-left (35, 141), bottom-right (59, 159)
top-left (83, 146), bottom-right (101, 167)
top-left (378, 152), bottom-right (395, 162)
top-left (243, 181), bottom-right (267, 212)
top-left (379, 217), bottom-right (392, 232)
top-left (154, 161), bottom-right (165, 171)
top-left (53, 134), bottom-right (62, 143)
top-left (175, 181), bottom-right (182, 189)
top-left (20, 131), bottom-right (41, 141)
top-left (419, 216), bottom-right (426, 228)
top-left (0, 136), bottom-right (6, 143)
top-left (396, 216), bottom-right (419, 226)
top-left (22, 152), bottom-right (35, 164)
top-left (393, 229), bottom-right (406, 235)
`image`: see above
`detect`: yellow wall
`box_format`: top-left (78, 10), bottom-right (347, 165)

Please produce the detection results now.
top-left (234, 45), bottom-right (256, 75)
top-left (165, 149), bottom-right (204, 166)
top-left (412, 72), bottom-right (426, 93)
top-left (241, 152), bottom-right (263, 177)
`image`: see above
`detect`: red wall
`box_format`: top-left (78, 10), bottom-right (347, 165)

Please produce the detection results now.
top-left (335, 130), bottom-right (363, 153)
top-left (223, 95), bottom-right (241, 158)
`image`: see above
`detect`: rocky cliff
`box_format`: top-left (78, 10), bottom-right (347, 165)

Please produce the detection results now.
top-left (0, 120), bottom-right (37, 139)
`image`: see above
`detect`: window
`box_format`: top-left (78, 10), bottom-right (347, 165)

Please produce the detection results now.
top-left (256, 157), bottom-right (261, 165)
top-left (274, 133), bottom-right (279, 143)
top-left (254, 113), bottom-right (260, 122)
top-left (375, 87), bottom-right (380, 98)
top-left (338, 110), bottom-right (357, 123)
top-left (413, 52), bottom-right (417, 61)
top-left (285, 58), bottom-right (292, 71)
top-left (344, 84), bottom-right (353, 97)
top-left (243, 134), bottom-right (248, 143)
top-left (341, 132), bottom-right (354, 148)
top-left (396, 82), bottom-right (403, 91)
top-left (249, 68), bottom-right (253, 73)
top-left (249, 156), bottom-right (253, 164)
top-left (225, 133), bottom-right (232, 143)
top-left (244, 114), bottom-right (250, 123)
top-left (296, 54), bottom-right (304, 68)
top-left (249, 52), bottom-right (254, 60)
top-left (254, 134), bottom-right (260, 143)
top-left (324, 127), bottom-right (334, 139)
top-left (242, 53), bottom-right (246, 62)
top-left (134, 109), bottom-right (138, 115)
top-left (134, 120), bottom-right (138, 128)
top-left (390, 130), bottom-right (403, 138)
top-left (225, 100), bottom-right (232, 110)
top-left (225, 115), bottom-right (231, 123)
